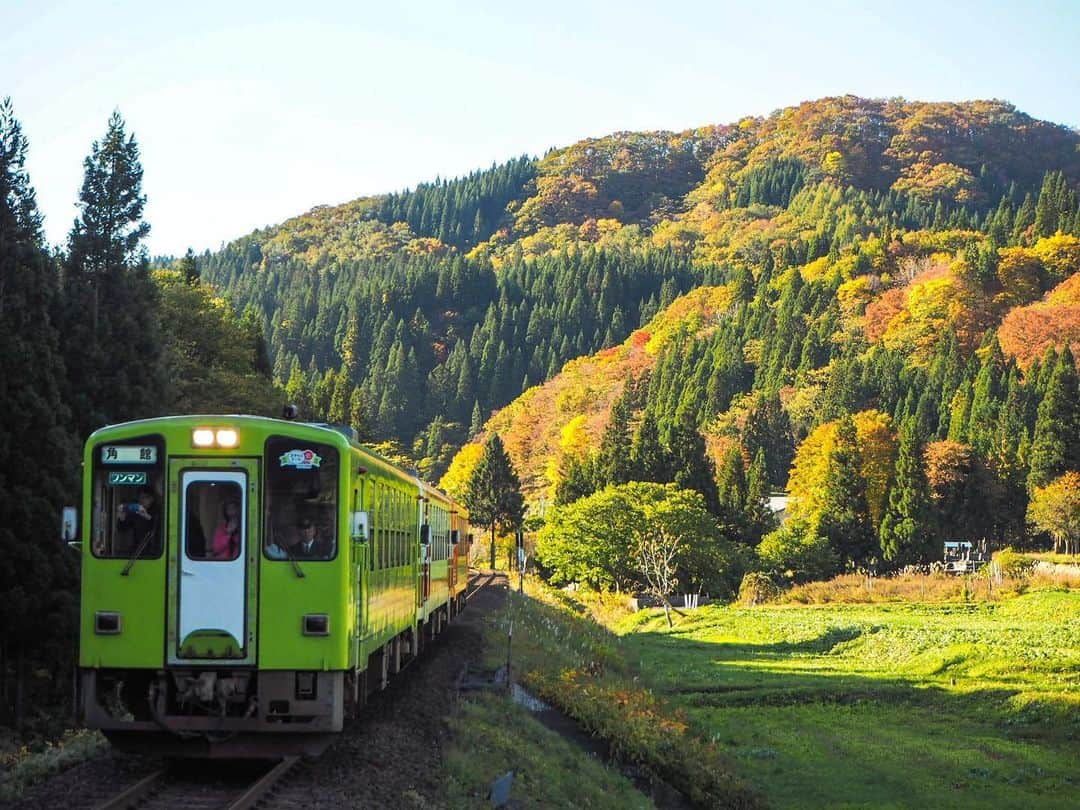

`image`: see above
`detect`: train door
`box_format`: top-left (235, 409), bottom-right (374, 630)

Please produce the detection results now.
top-left (418, 491), bottom-right (431, 607)
top-left (167, 460), bottom-right (259, 663)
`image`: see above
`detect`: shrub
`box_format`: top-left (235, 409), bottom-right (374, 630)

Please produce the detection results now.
top-left (995, 547), bottom-right (1038, 579)
top-left (757, 520), bottom-right (841, 582)
top-left (738, 572), bottom-right (780, 606)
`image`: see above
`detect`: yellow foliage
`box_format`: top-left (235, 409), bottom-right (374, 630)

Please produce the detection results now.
top-left (800, 256), bottom-right (830, 283)
top-left (643, 285), bottom-right (734, 355)
top-left (559, 415), bottom-right (591, 457)
top-left (853, 410), bottom-right (897, 530)
top-left (788, 410), bottom-right (896, 529)
top-left (996, 247), bottom-right (1043, 308)
top-left (438, 443), bottom-right (483, 502)
top-left (837, 275), bottom-right (874, 319)
top-left (788, 421), bottom-right (837, 520)
top-left (1031, 233), bottom-right (1080, 285)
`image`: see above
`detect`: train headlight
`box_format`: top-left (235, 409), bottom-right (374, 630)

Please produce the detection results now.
top-left (215, 429), bottom-right (238, 448)
top-left (192, 428), bottom-right (239, 448)
top-left (192, 428), bottom-right (215, 447)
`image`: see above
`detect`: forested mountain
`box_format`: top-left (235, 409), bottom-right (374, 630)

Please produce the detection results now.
top-left (203, 96), bottom-right (1080, 500)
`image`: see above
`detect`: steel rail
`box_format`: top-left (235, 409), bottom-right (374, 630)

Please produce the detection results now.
top-left (94, 769), bottom-right (167, 810)
top-left (225, 756), bottom-right (299, 810)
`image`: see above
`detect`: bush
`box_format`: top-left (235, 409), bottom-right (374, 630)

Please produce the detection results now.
top-left (757, 520), bottom-right (840, 582)
top-left (738, 572), bottom-right (780, 606)
top-left (995, 547), bottom-right (1038, 579)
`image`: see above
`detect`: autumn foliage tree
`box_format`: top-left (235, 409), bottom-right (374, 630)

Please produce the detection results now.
top-left (1027, 472), bottom-right (1080, 555)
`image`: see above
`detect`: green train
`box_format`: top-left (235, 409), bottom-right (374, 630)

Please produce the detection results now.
top-left (73, 414), bottom-right (472, 757)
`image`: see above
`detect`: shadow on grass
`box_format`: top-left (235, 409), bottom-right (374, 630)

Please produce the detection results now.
top-left (512, 588), bottom-right (1080, 808)
top-left (621, 620), bottom-right (1080, 744)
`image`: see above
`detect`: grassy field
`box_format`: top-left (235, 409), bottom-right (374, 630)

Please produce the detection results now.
top-left (443, 580), bottom-right (1078, 808)
top-left (617, 590), bottom-right (1080, 809)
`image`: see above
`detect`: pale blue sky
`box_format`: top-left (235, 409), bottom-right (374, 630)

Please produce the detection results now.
top-left (3, 0), bottom-right (1078, 255)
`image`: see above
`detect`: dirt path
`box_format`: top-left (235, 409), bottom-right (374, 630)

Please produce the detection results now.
top-left (10, 572), bottom-right (508, 809)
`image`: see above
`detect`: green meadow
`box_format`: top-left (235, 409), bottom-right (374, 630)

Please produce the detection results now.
top-left (617, 590), bottom-right (1080, 809)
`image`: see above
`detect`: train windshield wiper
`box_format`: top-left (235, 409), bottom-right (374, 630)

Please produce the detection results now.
top-left (281, 542), bottom-right (306, 579)
top-left (121, 529), bottom-right (157, 576)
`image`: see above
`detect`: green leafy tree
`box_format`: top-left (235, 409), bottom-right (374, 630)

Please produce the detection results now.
top-left (757, 519), bottom-right (840, 583)
top-left (154, 270), bottom-right (282, 414)
top-left (537, 482), bottom-right (745, 594)
top-left (465, 432), bottom-right (525, 569)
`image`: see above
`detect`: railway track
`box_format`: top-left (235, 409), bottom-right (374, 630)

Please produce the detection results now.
top-left (465, 569), bottom-right (499, 601)
top-left (94, 756), bottom-right (298, 810)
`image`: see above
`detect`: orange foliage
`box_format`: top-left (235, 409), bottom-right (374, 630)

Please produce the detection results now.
top-left (447, 286), bottom-right (733, 502)
top-left (863, 287), bottom-right (906, 342)
top-left (998, 272), bottom-right (1080, 370)
top-left (924, 440), bottom-right (974, 494)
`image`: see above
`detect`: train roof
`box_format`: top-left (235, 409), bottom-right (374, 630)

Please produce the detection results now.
top-left (86, 414), bottom-right (464, 511)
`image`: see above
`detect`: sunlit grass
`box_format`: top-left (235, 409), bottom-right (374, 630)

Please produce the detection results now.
top-left (613, 589), bottom-right (1080, 808)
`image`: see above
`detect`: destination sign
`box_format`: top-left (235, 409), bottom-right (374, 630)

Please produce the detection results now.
top-left (101, 445), bottom-right (158, 464)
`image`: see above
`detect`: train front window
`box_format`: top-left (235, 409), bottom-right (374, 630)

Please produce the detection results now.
top-left (90, 437), bottom-right (164, 559)
top-left (264, 437), bottom-right (339, 561)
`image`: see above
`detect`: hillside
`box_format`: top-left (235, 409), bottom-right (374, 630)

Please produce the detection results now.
top-left (201, 96), bottom-right (1080, 564)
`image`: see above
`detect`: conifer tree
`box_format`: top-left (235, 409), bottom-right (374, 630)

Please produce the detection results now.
top-left (0, 98), bottom-right (78, 724)
top-left (469, 400), bottom-right (484, 438)
top-left (879, 418), bottom-right (934, 565)
top-left (597, 388), bottom-right (633, 486)
top-left (630, 410), bottom-right (669, 482)
top-left (744, 448), bottom-right (775, 544)
top-left (61, 110), bottom-right (163, 438)
top-left (348, 385), bottom-right (370, 440)
top-left (464, 432), bottom-right (525, 569)
top-left (817, 415), bottom-right (874, 566)
top-left (177, 247), bottom-right (199, 285)
top-left (1028, 347), bottom-right (1080, 489)
top-left (667, 416), bottom-right (720, 514)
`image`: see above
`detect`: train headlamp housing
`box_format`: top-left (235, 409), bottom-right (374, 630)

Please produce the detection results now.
top-left (215, 429), bottom-right (238, 448)
top-left (302, 614), bottom-right (330, 636)
top-left (191, 428), bottom-right (239, 448)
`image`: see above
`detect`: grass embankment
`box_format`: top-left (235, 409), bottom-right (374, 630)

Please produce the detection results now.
top-left (444, 581), bottom-right (762, 809)
top-left (443, 691), bottom-right (653, 809)
top-left (617, 588), bottom-right (1079, 809)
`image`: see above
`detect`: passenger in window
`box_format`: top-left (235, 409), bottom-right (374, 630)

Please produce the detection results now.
top-left (116, 486), bottom-right (158, 554)
top-left (210, 499), bottom-right (241, 560)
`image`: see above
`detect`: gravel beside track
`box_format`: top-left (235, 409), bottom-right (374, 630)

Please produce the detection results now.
top-left (11, 571), bottom-right (508, 809)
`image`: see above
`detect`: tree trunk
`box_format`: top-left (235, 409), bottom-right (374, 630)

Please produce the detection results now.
top-left (14, 646), bottom-right (25, 730)
top-left (489, 523), bottom-right (496, 570)
top-left (663, 601), bottom-right (672, 628)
